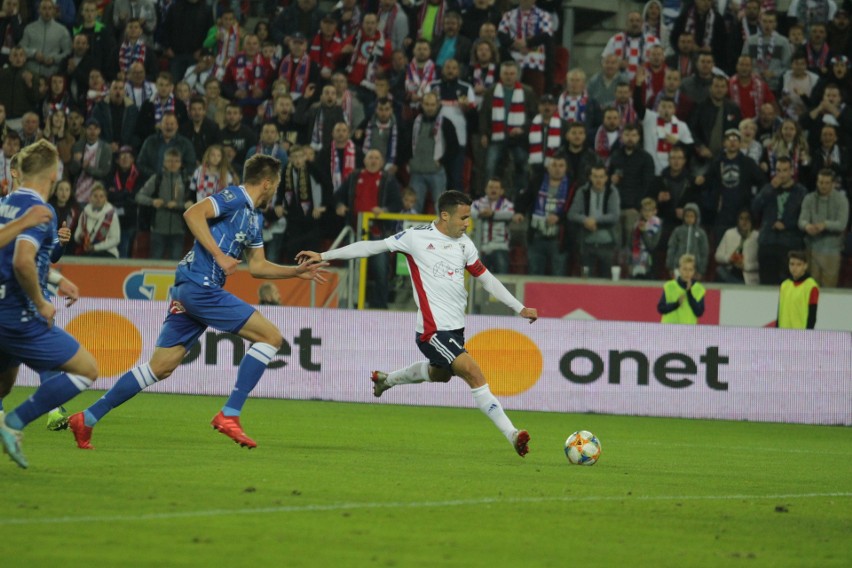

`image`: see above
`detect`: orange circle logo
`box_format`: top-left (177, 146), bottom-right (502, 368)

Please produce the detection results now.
top-left (466, 329), bottom-right (543, 396)
top-left (66, 311), bottom-right (143, 378)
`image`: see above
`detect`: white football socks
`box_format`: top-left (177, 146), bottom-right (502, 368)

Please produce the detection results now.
top-left (471, 384), bottom-right (516, 442)
top-left (386, 361), bottom-right (431, 387)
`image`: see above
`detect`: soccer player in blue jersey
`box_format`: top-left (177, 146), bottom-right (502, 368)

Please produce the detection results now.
top-left (0, 140), bottom-right (100, 469)
top-left (70, 154), bottom-right (327, 450)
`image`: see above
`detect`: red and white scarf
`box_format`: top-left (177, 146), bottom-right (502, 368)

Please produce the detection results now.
top-left (594, 125), bottom-right (618, 163)
top-left (86, 85), bottom-right (108, 114)
top-left (331, 140), bottom-right (356, 190)
top-left (75, 142), bottom-right (101, 203)
top-left (806, 42), bottom-right (831, 69)
top-left (379, 3), bottom-right (400, 39)
top-left (232, 53), bottom-right (268, 92)
top-left (528, 114), bottom-right (562, 164)
top-left (684, 7), bottom-right (715, 49)
top-left (617, 99), bottom-right (637, 127)
top-left (558, 91), bottom-right (589, 123)
top-left (472, 63), bottom-right (496, 91)
top-left (656, 116), bottom-right (678, 154)
top-left (118, 39), bottom-right (146, 73)
top-left (278, 53), bottom-right (310, 97)
top-left (340, 89), bottom-right (354, 125)
top-left (406, 59), bottom-right (436, 105)
top-left (729, 75), bottom-right (766, 114)
top-left (490, 82), bottom-right (526, 142)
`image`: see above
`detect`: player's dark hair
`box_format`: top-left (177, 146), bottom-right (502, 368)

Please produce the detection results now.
top-left (438, 190), bottom-right (472, 214)
top-left (243, 154), bottom-right (282, 185)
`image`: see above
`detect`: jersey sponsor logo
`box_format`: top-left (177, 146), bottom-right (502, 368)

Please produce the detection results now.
top-left (432, 260), bottom-right (464, 279)
top-left (168, 300), bottom-right (186, 315)
top-left (220, 189), bottom-right (237, 202)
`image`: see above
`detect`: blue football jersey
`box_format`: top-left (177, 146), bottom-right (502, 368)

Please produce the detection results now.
top-left (175, 186), bottom-right (264, 289)
top-left (0, 188), bottom-right (59, 322)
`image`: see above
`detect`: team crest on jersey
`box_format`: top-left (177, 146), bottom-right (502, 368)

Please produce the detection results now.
top-left (168, 300), bottom-right (186, 315)
top-left (220, 189), bottom-right (237, 202)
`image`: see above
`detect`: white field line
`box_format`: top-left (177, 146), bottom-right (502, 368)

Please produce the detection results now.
top-left (2, 492), bottom-right (851, 526)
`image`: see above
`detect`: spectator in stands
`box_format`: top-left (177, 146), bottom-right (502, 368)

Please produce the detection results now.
top-left (781, 50), bottom-right (820, 122)
top-left (602, 11), bottom-right (660, 80)
top-left (321, 121), bottom-right (362, 195)
top-left (161, 0), bottom-right (214, 84)
top-left (430, 58), bottom-right (474, 191)
top-left (696, 128), bottom-right (765, 237)
top-left (360, 97), bottom-right (399, 174)
top-left (587, 54), bottom-right (627, 108)
top-left (568, 163), bottom-right (621, 278)
top-left (377, 0), bottom-right (409, 52)
top-left (184, 49), bottom-right (223, 97)
top-left (666, 31), bottom-right (697, 79)
top-left (136, 148), bottom-right (191, 260)
top-left (827, 7), bottom-right (851, 54)
top-left (42, 110), bottom-right (74, 170)
top-left (740, 10), bottom-right (791, 94)
top-left (527, 93), bottom-right (563, 178)
top-left (804, 23), bottom-right (833, 77)
top-left (756, 102), bottom-right (782, 145)
top-left (681, 52), bottom-right (715, 104)
top-left (517, 153), bottom-right (573, 276)
top-left (479, 60), bottom-right (537, 199)
top-left (497, 0), bottom-right (554, 95)
top-left (123, 61), bottom-right (153, 109)
top-left (666, 203), bottom-right (709, 278)
top-left (180, 95), bottom-right (222, 162)
top-left (690, 74), bottom-right (742, 174)
top-left (109, 146), bottom-right (143, 258)
top-left (415, 0), bottom-right (446, 43)
top-left (74, 183), bottom-right (120, 258)
top-left (303, 83), bottom-right (346, 151)
top-left (629, 196), bottom-right (662, 279)
top-left (341, 13), bottom-right (392, 108)
top-left (761, 118), bottom-right (812, 182)
top-left (247, 122), bottom-right (289, 166)
top-left (137, 112), bottom-right (196, 179)
top-left (311, 14), bottom-right (342, 83)
top-left (658, 253), bottom-right (706, 324)
top-left (432, 12), bottom-right (470, 73)
top-left (471, 177), bottom-right (514, 275)
top-left (563, 121), bottom-right (599, 191)
top-left (776, 250), bottom-right (820, 329)
top-left (278, 33), bottom-right (319, 102)
top-left (277, 144), bottom-right (332, 263)
top-left (642, 0), bottom-right (664, 49)
top-left (0, 47), bottom-right (38, 131)
top-left (0, 131), bottom-right (20, 194)
top-left (205, 8), bottom-right (240, 71)
top-left (809, 124), bottom-right (850, 188)
top-left (112, 0), bottom-right (157, 44)
top-left (788, 0), bottom-right (838, 37)
top-left (189, 144), bottom-right (235, 203)
top-left (223, 34), bottom-right (273, 122)
top-left (671, 0), bottom-right (726, 70)
top-left (84, 69), bottom-right (109, 116)
top-left (641, 45), bottom-right (668, 108)
top-left (752, 156), bottom-right (807, 285)
top-left (462, 0), bottom-right (502, 43)
top-left (272, 0), bottom-right (324, 45)
top-left (728, 55), bottom-right (776, 120)
top-left (41, 75), bottom-right (71, 122)
top-left (334, 148), bottom-right (402, 309)
top-left (49, 179), bottom-right (81, 240)
top-left (331, 71), bottom-right (366, 132)
top-left (203, 78), bottom-right (230, 128)
top-left (636, 85), bottom-right (694, 176)
top-left (69, 118), bottom-right (112, 204)
top-left (258, 282), bottom-right (282, 306)
top-left (739, 118), bottom-right (764, 163)
top-left (20, 0), bottom-right (70, 79)
top-left (74, 0), bottom-right (116, 80)
top-left (137, 72), bottom-right (189, 142)
top-left (802, 82), bottom-right (852, 150)
top-left (331, 0), bottom-right (363, 40)
top-left (655, 144), bottom-right (697, 266)
top-left (715, 209), bottom-right (760, 284)
top-left (608, 123), bottom-right (655, 231)
top-left (0, 0), bottom-right (25, 68)
top-left (219, 103), bottom-right (257, 173)
top-left (798, 168), bottom-right (850, 287)
top-left (557, 68), bottom-right (602, 138)
top-left (267, 95), bottom-right (301, 151)
top-left (406, 91), bottom-right (456, 212)
top-left (92, 80), bottom-right (140, 154)
top-left (734, 0), bottom-right (763, 59)
top-left (651, 69), bottom-right (694, 122)
top-left (592, 107), bottom-right (622, 166)
top-left (406, 39), bottom-right (437, 114)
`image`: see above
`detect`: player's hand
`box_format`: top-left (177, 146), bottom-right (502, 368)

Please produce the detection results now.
top-left (22, 205), bottom-right (53, 228)
top-left (295, 250), bottom-right (322, 264)
top-left (57, 221), bottom-right (71, 245)
top-left (215, 253), bottom-right (239, 276)
top-left (520, 307), bottom-right (538, 323)
top-left (295, 258), bottom-right (330, 282)
top-left (58, 277), bottom-right (79, 307)
top-left (38, 300), bottom-right (56, 327)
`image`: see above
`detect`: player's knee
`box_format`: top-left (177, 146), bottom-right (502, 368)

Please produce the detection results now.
top-left (78, 353), bottom-right (99, 382)
top-left (262, 330), bottom-right (284, 349)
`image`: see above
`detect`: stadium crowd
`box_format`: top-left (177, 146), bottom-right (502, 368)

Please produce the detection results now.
top-left (1, 0), bottom-right (851, 302)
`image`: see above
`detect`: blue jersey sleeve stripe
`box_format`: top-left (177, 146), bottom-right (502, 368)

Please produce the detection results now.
top-left (247, 243), bottom-right (264, 248)
top-left (16, 234), bottom-right (41, 248)
top-left (208, 196), bottom-right (221, 217)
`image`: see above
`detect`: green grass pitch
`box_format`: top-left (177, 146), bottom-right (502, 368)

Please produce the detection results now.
top-left (1, 388), bottom-right (850, 567)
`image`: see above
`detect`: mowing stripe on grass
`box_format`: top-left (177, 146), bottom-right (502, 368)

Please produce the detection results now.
top-left (2, 492), bottom-right (851, 526)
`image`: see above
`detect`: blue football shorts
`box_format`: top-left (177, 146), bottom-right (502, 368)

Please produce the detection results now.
top-left (156, 282), bottom-right (257, 350)
top-left (0, 317), bottom-right (81, 372)
top-left (415, 329), bottom-right (467, 369)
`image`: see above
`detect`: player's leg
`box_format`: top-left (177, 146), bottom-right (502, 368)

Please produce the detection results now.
top-left (209, 310), bottom-right (282, 449)
top-left (39, 371), bottom-right (70, 431)
top-left (451, 352), bottom-right (530, 457)
top-left (371, 331), bottom-right (453, 397)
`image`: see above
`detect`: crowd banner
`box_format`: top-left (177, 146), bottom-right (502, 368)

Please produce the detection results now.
top-left (18, 299), bottom-right (852, 426)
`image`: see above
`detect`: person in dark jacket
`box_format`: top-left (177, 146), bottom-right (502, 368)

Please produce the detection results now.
top-left (161, 0), bottom-right (214, 84)
top-left (607, 123), bottom-right (657, 250)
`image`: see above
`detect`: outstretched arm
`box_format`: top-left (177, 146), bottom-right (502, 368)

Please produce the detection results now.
top-left (183, 198), bottom-right (240, 276)
top-left (476, 270), bottom-right (538, 323)
top-left (245, 246), bottom-right (328, 282)
top-left (297, 240), bottom-right (391, 263)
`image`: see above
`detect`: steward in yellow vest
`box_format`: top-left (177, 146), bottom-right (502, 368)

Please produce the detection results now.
top-left (658, 254), bottom-right (706, 324)
top-left (777, 251), bottom-right (819, 329)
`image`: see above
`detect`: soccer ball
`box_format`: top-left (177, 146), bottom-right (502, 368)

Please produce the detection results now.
top-left (564, 430), bottom-right (601, 465)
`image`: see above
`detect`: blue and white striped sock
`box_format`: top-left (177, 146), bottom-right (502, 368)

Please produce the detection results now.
top-left (84, 364), bottom-right (158, 427)
top-left (222, 342), bottom-right (278, 417)
top-left (5, 373), bottom-right (93, 430)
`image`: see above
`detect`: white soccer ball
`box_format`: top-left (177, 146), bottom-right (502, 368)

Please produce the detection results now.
top-left (564, 430), bottom-right (601, 465)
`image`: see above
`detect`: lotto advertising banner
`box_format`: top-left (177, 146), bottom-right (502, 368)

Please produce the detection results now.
top-left (17, 299), bottom-right (852, 425)
top-left (54, 263), bottom-right (338, 307)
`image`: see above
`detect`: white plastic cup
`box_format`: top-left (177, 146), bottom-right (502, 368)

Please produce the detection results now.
top-left (611, 266), bottom-right (622, 281)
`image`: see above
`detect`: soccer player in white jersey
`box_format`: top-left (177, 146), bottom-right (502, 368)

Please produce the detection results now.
top-left (298, 190), bottom-right (538, 457)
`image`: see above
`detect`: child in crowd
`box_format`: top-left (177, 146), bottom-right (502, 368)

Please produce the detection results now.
top-left (190, 144), bottom-right (234, 202)
top-left (657, 253), bottom-right (706, 324)
top-left (777, 250), bottom-right (819, 329)
top-left (666, 203), bottom-right (708, 279)
top-left (630, 197), bottom-right (662, 278)
top-left (471, 177), bottom-right (515, 274)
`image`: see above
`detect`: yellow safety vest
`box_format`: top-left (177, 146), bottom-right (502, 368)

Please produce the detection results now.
top-left (660, 279), bottom-right (706, 324)
top-left (778, 277), bottom-right (819, 329)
